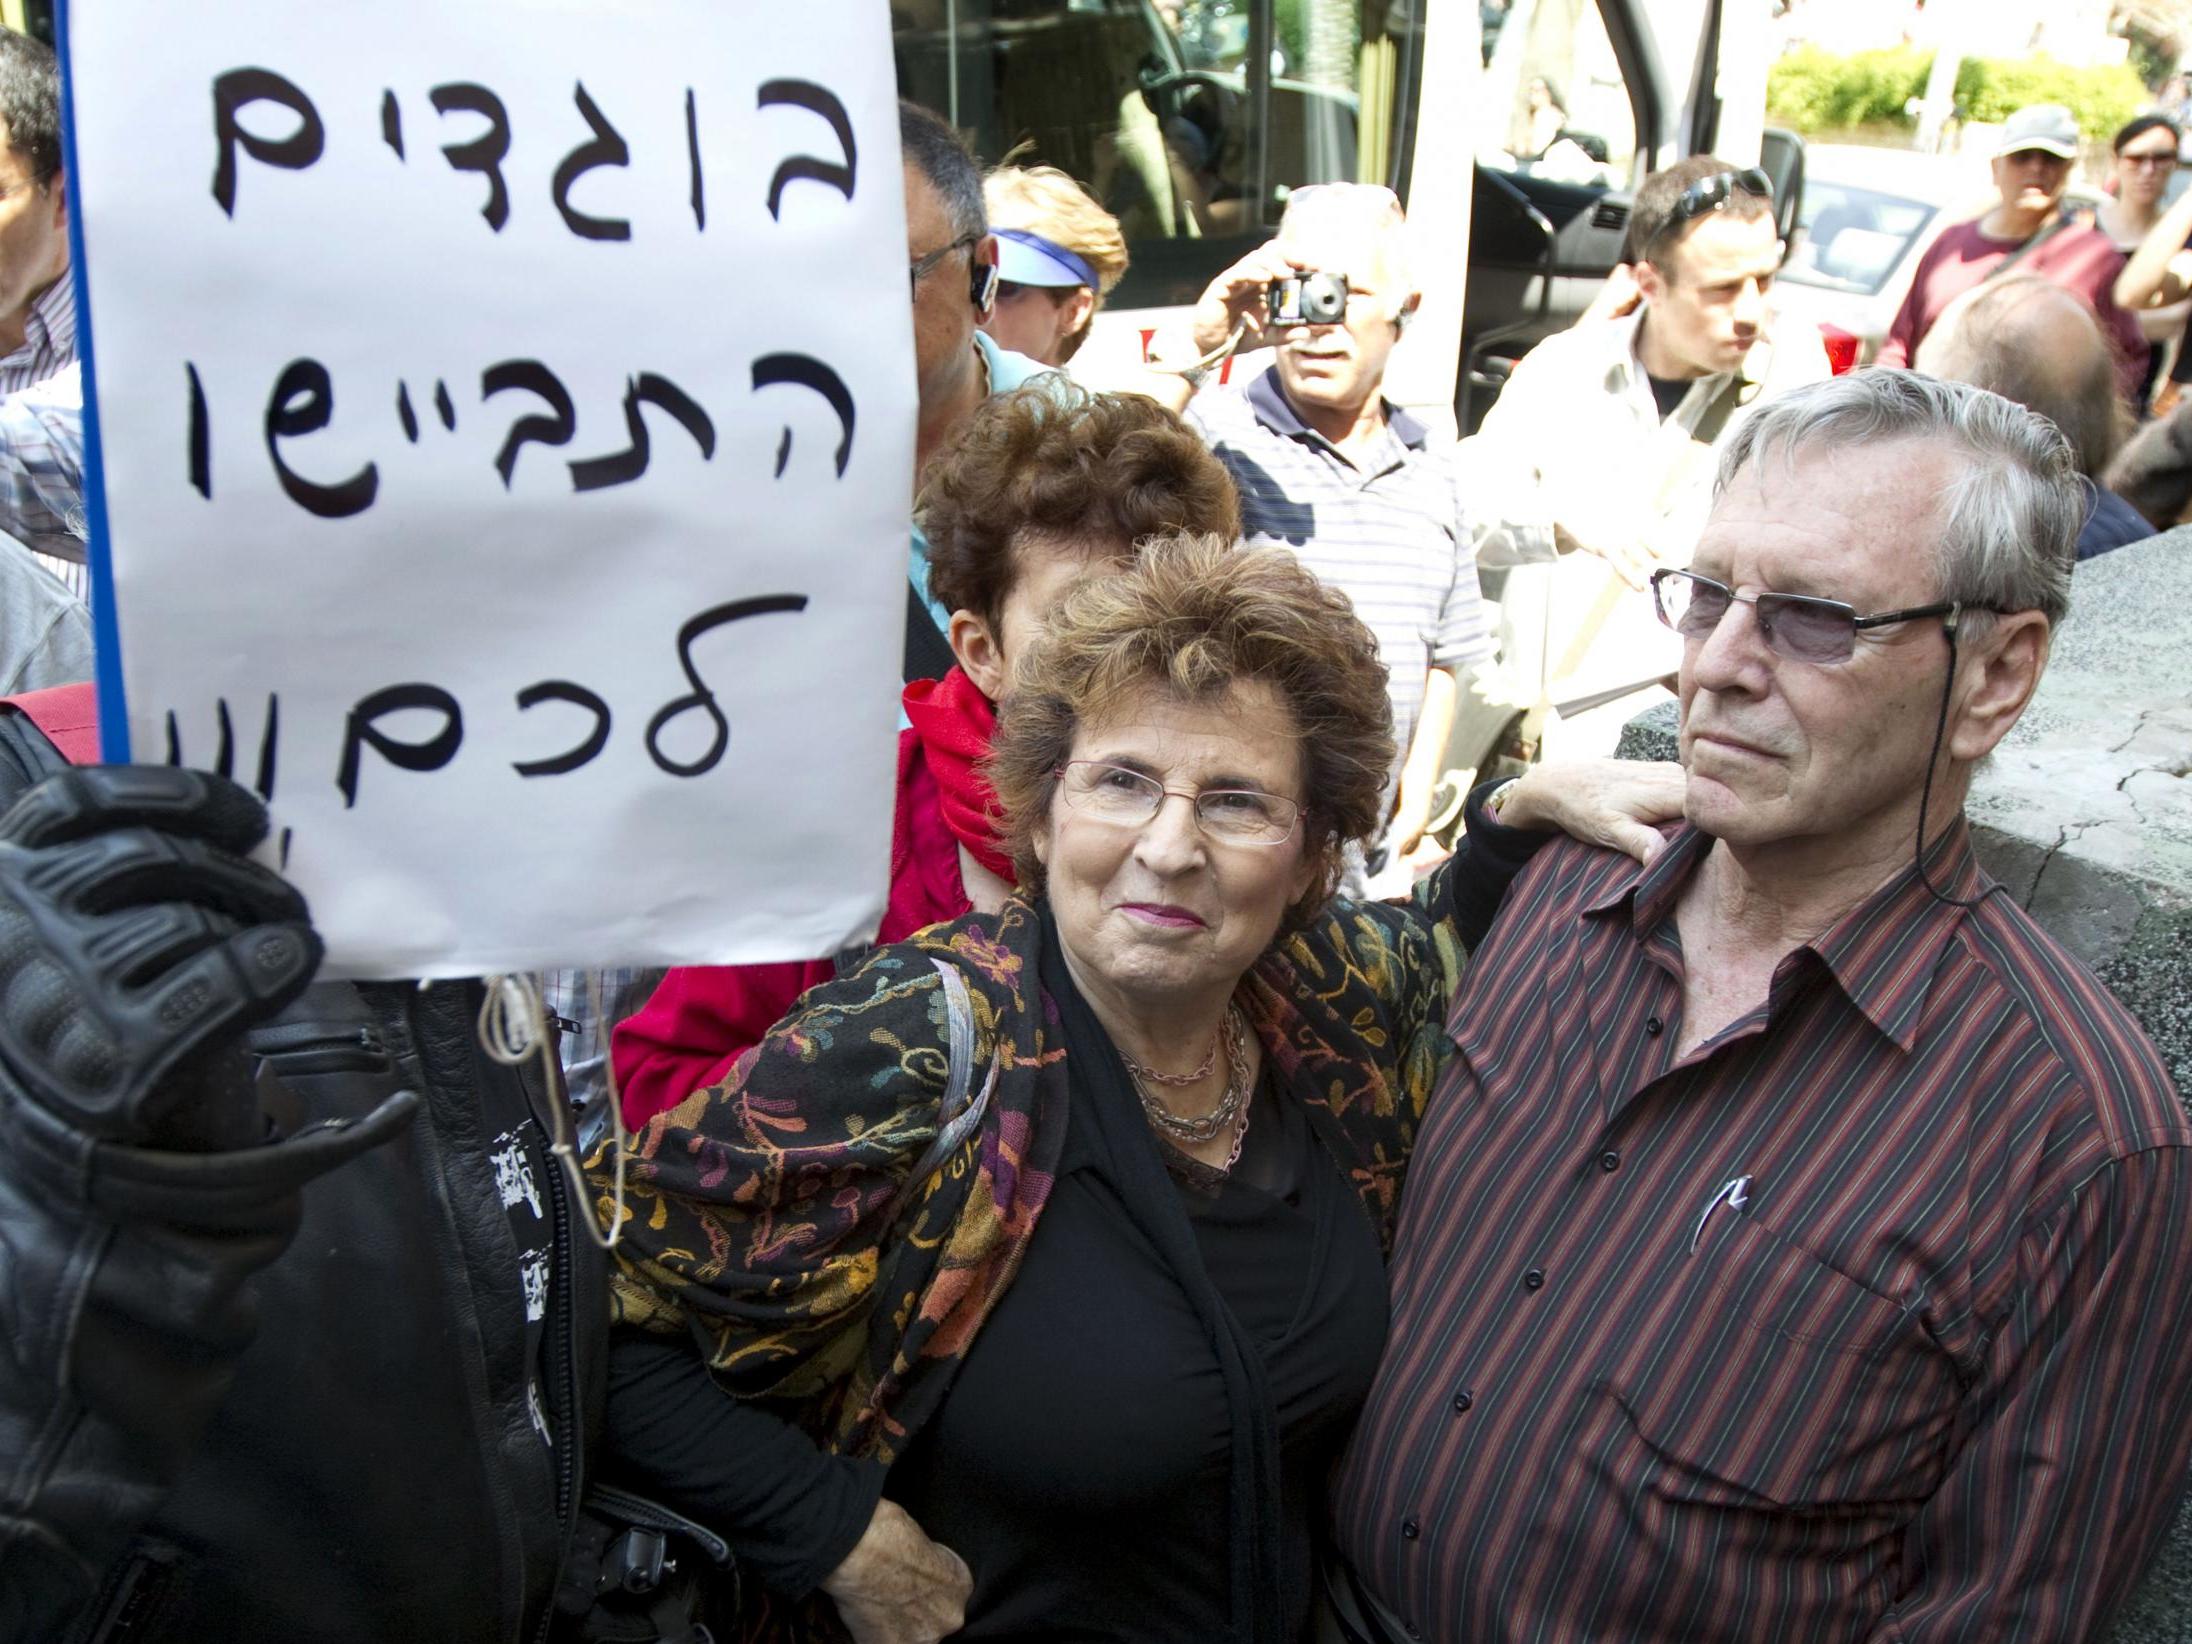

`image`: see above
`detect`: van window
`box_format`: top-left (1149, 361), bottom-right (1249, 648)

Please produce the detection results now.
top-left (3, 0), bottom-right (53, 44)
top-left (896, 0), bottom-right (1426, 308)
top-left (1476, 0), bottom-right (1632, 191)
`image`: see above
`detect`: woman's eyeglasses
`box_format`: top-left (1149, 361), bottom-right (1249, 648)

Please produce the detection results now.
top-left (1054, 761), bottom-right (1302, 845)
top-left (1649, 567), bottom-right (1992, 664)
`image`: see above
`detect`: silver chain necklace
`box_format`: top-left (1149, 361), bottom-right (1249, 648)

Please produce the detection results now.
top-left (1131, 1005), bottom-right (1250, 1145)
top-left (1120, 1020), bottom-right (1221, 1087)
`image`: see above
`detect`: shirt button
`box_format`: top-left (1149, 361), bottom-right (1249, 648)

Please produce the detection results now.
top-left (1401, 1518), bottom-right (1421, 1540)
top-left (1523, 1268), bottom-right (1545, 1291)
top-left (1644, 1015), bottom-right (1664, 1037)
top-left (1453, 1388), bottom-right (1474, 1413)
top-left (1599, 1149), bottom-right (1621, 1173)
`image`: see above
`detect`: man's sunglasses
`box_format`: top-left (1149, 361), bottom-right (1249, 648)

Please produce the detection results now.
top-left (1647, 167), bottom-right (1772, 253)
top-left (1650, 567), bottom-right (1997, 664)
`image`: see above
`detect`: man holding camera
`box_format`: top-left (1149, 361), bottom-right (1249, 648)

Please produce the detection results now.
top-left (1153, 183), bottom-right (1490, 889)
top-left (1457, 155), bottom-right (1829, 758)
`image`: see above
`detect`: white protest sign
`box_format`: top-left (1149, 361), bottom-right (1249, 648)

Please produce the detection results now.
top-left (61, 0), bottom-right (913, 978)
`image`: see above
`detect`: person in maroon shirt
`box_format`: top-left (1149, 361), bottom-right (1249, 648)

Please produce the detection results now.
top-left (1876, 102), bottom-right (2149, 401)
top-left (1330, 368), bottom-right (2192, 1644)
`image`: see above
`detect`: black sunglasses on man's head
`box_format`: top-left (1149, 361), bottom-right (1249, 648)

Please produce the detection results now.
top-left (1647, 167), bottom-right (1773, 256)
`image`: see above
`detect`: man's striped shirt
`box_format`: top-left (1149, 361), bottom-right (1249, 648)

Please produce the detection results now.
top-left (1336, 819), bottom-right (2192, 1643)
top-left (1189, 366), bottom-right (1489, 813)
top-left (0, 361), bottom-right (87, 592)
top-left (0, 278), bottom-right (84, 594)
top-left (0, 274), bottom-right (74, 397)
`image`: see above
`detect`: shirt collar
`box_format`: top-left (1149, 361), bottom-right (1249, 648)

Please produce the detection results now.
top-left (1244, 363), bottom-right (1425, 456)
top-left (1593, 309), bottom-right (1649, 402)
top-left (1803, 819), bottom-right (1992, 1050)
top-left (972, 328), bottom-right (1051, 397)
top-left (1583, 819), bottom-right (1708, 930)
top-left (1585, 815), bottom-right (1996, 1051)
top-left (1609, 307), bottom-right (1770, 403)
top-left (8, 275), bottom-right (74, 367)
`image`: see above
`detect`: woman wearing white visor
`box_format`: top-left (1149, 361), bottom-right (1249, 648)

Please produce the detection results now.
top-left (982, 164), bottom-right (1130, 368)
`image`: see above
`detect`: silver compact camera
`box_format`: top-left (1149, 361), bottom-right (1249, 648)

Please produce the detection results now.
top-left (1266, 271), bottom-right (1349, 326)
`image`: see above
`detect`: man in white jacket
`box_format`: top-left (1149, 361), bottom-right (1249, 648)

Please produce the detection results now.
top-left (1459, 154), bottom-right (1829, 760)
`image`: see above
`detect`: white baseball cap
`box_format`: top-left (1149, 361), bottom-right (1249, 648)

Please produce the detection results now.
top-left (1997, 104), bottom-right (2081, 159)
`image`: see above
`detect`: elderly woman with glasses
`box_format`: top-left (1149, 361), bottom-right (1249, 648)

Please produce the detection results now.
top-left (595, 536), bottom-right (1680, 1644)
top-left (611, 384), bottom-right (1242, 1129)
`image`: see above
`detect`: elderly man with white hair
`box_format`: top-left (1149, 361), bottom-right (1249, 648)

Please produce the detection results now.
top-left (1151, 183), bottom-right (1491, 890)
top-left (1332, 368), bottom-right (2192, 1644)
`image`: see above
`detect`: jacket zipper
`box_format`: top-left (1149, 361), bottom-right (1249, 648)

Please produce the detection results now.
top-left (532, 1096), bottom-right (582, 1644)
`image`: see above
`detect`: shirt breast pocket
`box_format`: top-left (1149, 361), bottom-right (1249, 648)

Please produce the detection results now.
top-left (1606, 1211), bottom-right (1961, 1514)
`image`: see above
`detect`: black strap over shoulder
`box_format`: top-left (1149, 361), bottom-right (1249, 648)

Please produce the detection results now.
top-left (903, 582), bottom-right (953, 686)
top-left (1983, 210), bottom-right (2081, 285)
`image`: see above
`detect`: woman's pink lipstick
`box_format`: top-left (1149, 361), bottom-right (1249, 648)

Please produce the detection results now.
top-left (1120, 903), bottom-right (1206, 929)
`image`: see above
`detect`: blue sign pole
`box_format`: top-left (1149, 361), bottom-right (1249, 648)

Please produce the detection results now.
top-left (52, 0), bottom-right (130, 762)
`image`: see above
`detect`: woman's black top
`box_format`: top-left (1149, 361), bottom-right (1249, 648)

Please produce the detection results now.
top-left (886, 1065), bottom-right (1388, 1641)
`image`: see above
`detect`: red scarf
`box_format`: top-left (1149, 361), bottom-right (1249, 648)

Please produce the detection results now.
top-left (901, 667), bottom-right (1016, 884)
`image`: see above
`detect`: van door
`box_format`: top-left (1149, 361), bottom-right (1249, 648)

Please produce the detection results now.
top-left (1459, 0), bottom-right (1718, 429)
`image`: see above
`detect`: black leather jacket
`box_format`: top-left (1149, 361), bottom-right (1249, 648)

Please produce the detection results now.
top-left (0, 707), bottom-right (606, 1643)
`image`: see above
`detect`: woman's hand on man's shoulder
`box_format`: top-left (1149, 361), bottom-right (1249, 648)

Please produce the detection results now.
top-left (1502, 759), bottom-right (1686, 865)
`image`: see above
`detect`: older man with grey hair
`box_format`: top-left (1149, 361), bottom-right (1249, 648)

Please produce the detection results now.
top-left (1151, 184), bottom-right (1491, 890)
top-left (1331, 368), bottom-right (2192, 1644)
top-left (899, 100), bottom-right (1050, 662)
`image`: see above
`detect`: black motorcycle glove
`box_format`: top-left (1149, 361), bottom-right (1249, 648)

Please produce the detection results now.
top-left (0, 766), bottom-right (416, 1640)
top-left (0, 763), bottom-right (322, 1147)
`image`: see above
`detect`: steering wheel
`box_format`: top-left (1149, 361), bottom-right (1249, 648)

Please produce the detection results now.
top-left (1140, 67), bottom-right (1243, 166)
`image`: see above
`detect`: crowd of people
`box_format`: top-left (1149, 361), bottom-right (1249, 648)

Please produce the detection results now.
top-left (1, 28), bottom-right (2189, 1644)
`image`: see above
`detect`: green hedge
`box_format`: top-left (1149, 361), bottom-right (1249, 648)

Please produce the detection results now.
top-left (1767, 45), bottom-right (1930, 131)
top-left (1767, 45), bottom-right (2149, 140)
top-left (1954, 55), bottom-right (2148, 134)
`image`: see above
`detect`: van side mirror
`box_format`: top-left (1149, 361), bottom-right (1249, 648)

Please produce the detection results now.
top-left (1759, 128), bottom-right (1805, 264)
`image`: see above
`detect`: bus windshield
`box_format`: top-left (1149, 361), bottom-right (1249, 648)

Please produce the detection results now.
top-left (895, 0), bottom-right (1426, 310)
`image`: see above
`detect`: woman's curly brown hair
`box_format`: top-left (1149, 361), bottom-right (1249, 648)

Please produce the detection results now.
top-left (985, 533), bottom-right (1395, 930)
top-left (920, 384), bottom-right (1240, 627)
